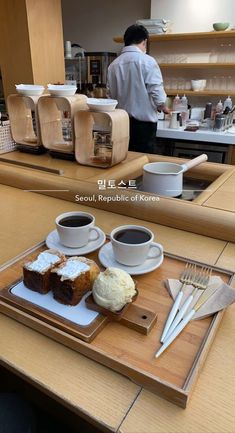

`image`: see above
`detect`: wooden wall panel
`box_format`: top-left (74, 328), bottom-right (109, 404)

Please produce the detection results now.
top-left (26, 0), bottom-right (65, 85)
top-left (0, 0), bottom-right (33, 97)
top-left (0, 0), bottom-right (65, 100)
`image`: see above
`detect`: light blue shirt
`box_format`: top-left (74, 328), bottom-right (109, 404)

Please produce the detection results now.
top-left (107, 46), bottom-right (166, 123)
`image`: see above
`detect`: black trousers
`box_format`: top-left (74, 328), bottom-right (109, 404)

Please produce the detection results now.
top-left (0, 393), bottom-right (36, 433)
top-left (128, 117), bottom-right (157, 154)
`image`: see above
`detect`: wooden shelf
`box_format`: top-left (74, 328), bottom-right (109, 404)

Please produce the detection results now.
top-left (113, 30), bottom-right (235, 43)
top-left (160, 63), bottom-right (235, 69)
top-left (113, 30), bottom-right (235, 100)
top-left (165, 89), bottom-right (235, 96)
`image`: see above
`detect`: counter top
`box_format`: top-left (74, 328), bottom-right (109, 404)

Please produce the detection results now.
top-left (0, 153), bottom-right (234, 243)
top-left (0, 150), bottom-right (145, 182)
top-left (157, 120), bottom-right (235, 145)
top-left (0, 183), bottom-right (235, 432)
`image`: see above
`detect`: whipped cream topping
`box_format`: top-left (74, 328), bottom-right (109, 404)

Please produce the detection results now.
top-left (56, 258), bottom-right (90, 280)
top-left (26, 252), bottom-right (60, 273)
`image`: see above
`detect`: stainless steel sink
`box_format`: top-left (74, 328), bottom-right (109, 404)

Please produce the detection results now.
top-left (135, 176), bottom-right (211, 201)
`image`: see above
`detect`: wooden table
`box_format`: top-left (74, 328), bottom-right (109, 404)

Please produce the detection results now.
top-left (0, 182), bottom-right (235, 432)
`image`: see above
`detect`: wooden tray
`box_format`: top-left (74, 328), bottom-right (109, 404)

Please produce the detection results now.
top-left (85, 291), bottom-right (158, 335)
top-left (0, 242), bottom-right (233, 408)
top-left (1, 277), bottom-right (109, 343)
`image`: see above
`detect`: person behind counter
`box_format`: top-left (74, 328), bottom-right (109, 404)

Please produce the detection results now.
top-left (107, 24), bottom-right (170, 154)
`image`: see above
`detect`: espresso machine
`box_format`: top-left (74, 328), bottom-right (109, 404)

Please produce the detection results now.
top-left (85, 52), bottom-right (117, 97)
top-left (65, 51), bottom-right (116, 96)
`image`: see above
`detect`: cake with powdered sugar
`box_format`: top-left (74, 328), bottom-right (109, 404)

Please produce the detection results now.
top-left (50, 256), bottom-right (100, 305)
top-left (23, 249), bottom-right (66, 294)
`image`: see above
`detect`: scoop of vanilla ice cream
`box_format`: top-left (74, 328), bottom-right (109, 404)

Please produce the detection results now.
top-left (92, 267), bottom-right (136, 312)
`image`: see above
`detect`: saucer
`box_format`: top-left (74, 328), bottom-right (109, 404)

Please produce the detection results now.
top-left (98, 242), bottom-right (164, 275)
top-left (46, 228), bottom-right (106, 256)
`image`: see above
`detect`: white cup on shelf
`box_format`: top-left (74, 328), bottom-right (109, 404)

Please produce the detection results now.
top-left (191, 79), bottom-right (207, 91)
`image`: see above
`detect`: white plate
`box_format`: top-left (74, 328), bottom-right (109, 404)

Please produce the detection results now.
top-left (11, 281), bottom-right (98, 326)
top-left (98, 241), bottom-right (164, 275)
top-left (46, 228), bottom-right (106, 256)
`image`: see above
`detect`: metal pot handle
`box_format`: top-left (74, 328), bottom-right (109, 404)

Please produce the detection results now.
top-left (181, 154), bottom-right (208, 173)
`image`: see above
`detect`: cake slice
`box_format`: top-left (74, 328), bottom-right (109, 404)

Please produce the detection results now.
top-left (23, 249), bottom-right (65, 294)
top-left (50, 256), bottom-right (100, 305)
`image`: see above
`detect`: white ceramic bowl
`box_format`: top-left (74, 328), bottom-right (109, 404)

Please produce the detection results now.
top-left (87, 98), bottom-right (118, 112)
top-left (47, 84), bottom-right (77, 96)
top-left (15, 84), bottom-right (45, 96)
top-left (191, 79), bottom-right (207, 91)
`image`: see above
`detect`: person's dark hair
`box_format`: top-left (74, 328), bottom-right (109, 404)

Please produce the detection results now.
top-left (124, 24), bottom-right (149, 46)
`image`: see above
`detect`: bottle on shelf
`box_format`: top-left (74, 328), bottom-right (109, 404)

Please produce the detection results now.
top-left (180, 94), bottom-right (189, 125)
top-left (204, 102), bottom-right (212, 119)
top-left (181, 94), bottom-right (188, 111)
top-left (172, 94), bottom-right (181, 111)
top-left (223, 96), bottom-right (233, 110)
top-left (215, 100), bottom-right (223, 114)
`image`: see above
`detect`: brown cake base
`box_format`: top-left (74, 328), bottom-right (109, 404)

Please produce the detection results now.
top-left (23, 268), bottom-right (51, 294)
top-left (50, 271), bottom-right (91, 306)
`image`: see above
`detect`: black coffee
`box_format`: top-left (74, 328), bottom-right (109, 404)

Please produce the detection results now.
top-left (114, 229), bottom-right (151, 244)
top-left (59, 216), bottom-right (92, 227)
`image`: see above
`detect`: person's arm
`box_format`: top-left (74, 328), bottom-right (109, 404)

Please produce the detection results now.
top-left (106, 71), bottom-right (111, 99)
top-left (156, 103), bottom-right (171, 114)
top-left (144, 59), bottom-right (170, 113)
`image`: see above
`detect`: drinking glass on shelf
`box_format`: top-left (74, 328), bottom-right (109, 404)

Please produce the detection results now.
top-left (177, 77), bottom-right (185, 90)
top-left (207, 75), bottom-right (220, 90)
top-left (171, 55), bottom-right (177, 63)
top-left (185, 79), bottom-right (191, 90)
top-left (164, 77), bottom-right (170, 88)
top-left (171, 77), bottom-right (178, 89)
top-left (160, 55), bottom-right (169, 63)
top-left (228, 44), bottom-right (235, 62)
top-left (178, 54), bottom-right (188, 63)
top-left (226, 43), bottom-right (233, 62)
top-left (226, 75), bottom-right (233, 91)
top-left (209, 49), bottom-right (217, 63)
top-left (218, 43), bottom-right (227, 62)
top-left (220, 76), bottom-right (226, 90)
top-left (206, 77), bottom-right (213, 90)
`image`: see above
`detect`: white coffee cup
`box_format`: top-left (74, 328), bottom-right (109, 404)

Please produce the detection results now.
top-left (55, 211), bottom-right (100, 248)
top-left (110, 225), bottom-right (163, 266)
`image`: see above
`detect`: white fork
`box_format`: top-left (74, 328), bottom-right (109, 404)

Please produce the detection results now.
top-left (155, 266), bottom-right (213, 358)
top-left (160, 263), bottom-right (195, 343)
top-left (162, 266), bottom-right (212, 342)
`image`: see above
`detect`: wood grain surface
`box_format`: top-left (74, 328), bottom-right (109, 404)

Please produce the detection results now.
top-left (0, 314), bottom-right (140, 433)
top-left (0, 183), bottom-right (234, 430)
top-left (0, 244), bottom-right (231, 407)
top-left (74, 109), bottom-right (129, 167)
top-left (0, 0), bottom-right (65, 99)
top-left (0, 150), bottom-right (145, 182)
top-left (0, 183), bottom-right (228, 267)
top-left (119, 303), bottom-right (235, 433)
top-left (7, 94), bottom-right (42, 147)
top-left (0, 163), bottom-right (234, 242)
top-left (1, 282), bottom-right (108, 343)
top-left (38, 95), bottom-right (87, 153)
top-left (203, 172), bottom-right (235, 212)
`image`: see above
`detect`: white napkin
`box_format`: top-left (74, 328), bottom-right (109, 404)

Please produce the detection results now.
top-left (166, 276), bottom-right (235, 319)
